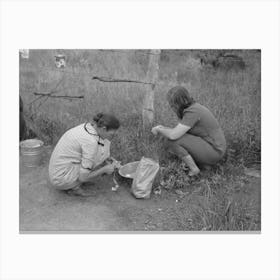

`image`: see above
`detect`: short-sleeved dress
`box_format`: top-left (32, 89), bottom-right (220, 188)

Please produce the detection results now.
top-left (48, 123), bottom-right (110, 190)
top-left (166, 103), bottom-right (226, 165)
top-left (180, 103), bottom-right (227, 156)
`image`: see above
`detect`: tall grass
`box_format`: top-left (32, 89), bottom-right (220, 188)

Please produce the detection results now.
top-left (20, 50), bottom-right (260, 163)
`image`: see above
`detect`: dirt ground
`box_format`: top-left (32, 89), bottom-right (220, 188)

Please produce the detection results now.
top-left (19, 147), bottom-right (261, 232)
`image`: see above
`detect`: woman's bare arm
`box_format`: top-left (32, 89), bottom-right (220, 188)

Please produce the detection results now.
top-left (153, 123), bottom-right (191, 140)
top-left (78, 164), bottom-right (113, 183)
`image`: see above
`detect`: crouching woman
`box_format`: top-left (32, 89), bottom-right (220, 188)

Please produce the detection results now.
top-left (152, 86), bottom-right (226, 176)
top-left (48, 113), bottom-right (120, 196)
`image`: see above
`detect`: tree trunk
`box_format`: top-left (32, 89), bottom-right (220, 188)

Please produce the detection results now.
top-left (142, 49), bottom-right (161, 128)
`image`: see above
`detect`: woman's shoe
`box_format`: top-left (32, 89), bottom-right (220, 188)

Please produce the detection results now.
top-left (201, 164), bottom-right (211, 171)
top-left (188, 168), bottom-right (200, 177)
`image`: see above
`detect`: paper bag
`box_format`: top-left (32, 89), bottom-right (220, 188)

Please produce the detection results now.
top-left (131, 157), bottom-right (160, 199)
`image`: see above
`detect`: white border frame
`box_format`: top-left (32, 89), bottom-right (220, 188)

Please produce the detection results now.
top-left (1, 1), bottom-right (280, 279)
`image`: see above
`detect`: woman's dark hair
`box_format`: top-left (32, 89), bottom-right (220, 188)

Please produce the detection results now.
top-left (93, 113), bottom-right (120, 130)
top-left (166, 86), bottom-right (195, 119)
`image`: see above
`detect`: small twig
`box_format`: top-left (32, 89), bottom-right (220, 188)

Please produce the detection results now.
top-left (52, 76), bottom-right (65, 92)
top-left (27, 75), bottom-right (65, 107)
top-left (33, 90), bottom-right (60, 97)
top-left (33, 92), bottom-right (84, 99)
top-left (92, 76), bottom-right (154, 85)
top-left (36, 76), bottom-right (66, 108)
top-left (28, 95), bottom-right (45, 106)
top-left (47, 95), bottom-right (84, 99)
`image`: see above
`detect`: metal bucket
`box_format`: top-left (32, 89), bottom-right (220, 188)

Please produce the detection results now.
top-left (20, 139), bottom-right (44, 167)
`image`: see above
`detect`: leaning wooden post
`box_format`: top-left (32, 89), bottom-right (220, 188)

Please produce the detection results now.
top-left (142, 49), bottom-right (161, 128)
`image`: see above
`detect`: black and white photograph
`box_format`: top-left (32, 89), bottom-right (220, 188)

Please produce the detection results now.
top-left (19, 49), bottom-right (261, 232)
top-left (1, 0), bottom-right (280, 280)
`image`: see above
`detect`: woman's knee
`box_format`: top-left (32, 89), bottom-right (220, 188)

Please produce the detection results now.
top-left (49, 178), bottom-right (81, 191)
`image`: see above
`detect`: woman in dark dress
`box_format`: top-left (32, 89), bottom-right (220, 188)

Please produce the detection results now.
top-left (152, 86), bottom-right (226, 176)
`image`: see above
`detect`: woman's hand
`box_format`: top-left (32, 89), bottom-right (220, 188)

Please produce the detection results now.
top-left (106, 157), bottom-right (122, 169)
top-left (112, 160), bottom-right (122, 169)
top-left (102, 163), bottom-right (115, 175)
top-left (151, 125), bottom-right (163, 136)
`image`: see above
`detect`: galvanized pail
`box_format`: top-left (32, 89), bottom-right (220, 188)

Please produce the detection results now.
top-left (20, 139), bottom-right (44, 167)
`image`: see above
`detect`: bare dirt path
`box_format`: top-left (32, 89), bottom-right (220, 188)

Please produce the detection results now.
top-left (19, 147), bottom-right (260, 232)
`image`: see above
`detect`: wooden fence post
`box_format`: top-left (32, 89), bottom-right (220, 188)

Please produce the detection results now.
top-left (142, 49), bottom-right (161, 128)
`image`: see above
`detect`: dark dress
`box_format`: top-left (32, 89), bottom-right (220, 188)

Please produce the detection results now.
top-left (166, 103), bottom-right (226, 165)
